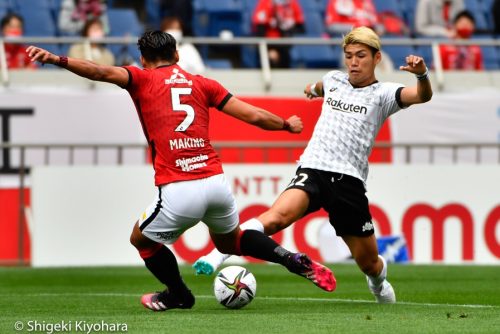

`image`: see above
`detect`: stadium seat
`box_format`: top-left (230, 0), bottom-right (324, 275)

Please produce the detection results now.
top-left (291, 45), bottom-right (340, 69)
top-left (464, 0), bottom-right (490, 32)
top-left (20, 7), bottom-right (56, 36)
top-left (205, 59), bottom-right (233, 69)
top-left (303, 11), bottom-right (326, 36)
top-left (0, 7), bottom-right (6, 18)
top-left (107, 9), bottom-right (143, 64)
top-left (383, 44), bottom-right (416, 65)
top-left (480, 46), bottom-right (500, 69)
top-left (414, 45), bottom-right (434, 68)
top-left (107, 8), bottom-right (143, 37)
top-left (298, 0), bottom-right (324, 13)
top-left (373, 0), bottom-right (402, 16)
top-left (399, 0), bottom-right (417, 32)
top-left (145, 0), bottom-right (161, 30)
top-left (193, 0), bottom-right (244, 37)
top-left (12, 0), bottom-right (54, 9)
top-left (240, 10), bottom-right (259, 68)
top-left (0, 0), bottom-right (13, 10)
top-left (242, 0), bottom-right (259, 12)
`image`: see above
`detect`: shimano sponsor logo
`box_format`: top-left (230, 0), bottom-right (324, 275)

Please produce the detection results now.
top-left (155, 231), bottom-right (182, 241)
top-left (325, 97), bottom-right (367, 115)
top-left (170, 137), bottom-right (205, 150)
top-left (175, 154), bottom-right (209, 172)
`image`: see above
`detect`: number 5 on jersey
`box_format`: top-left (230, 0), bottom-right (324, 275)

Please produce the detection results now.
top-left (171, 87), bottom-right (194, 132)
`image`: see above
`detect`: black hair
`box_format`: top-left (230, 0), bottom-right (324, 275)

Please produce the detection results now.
top-left (81, 17), bottom-right (104, 37)
top-left (454, 10), bottom-right (476, 25)
top-left (1, 13), bottom-right (23, 30)
top-left (137, 30), bottom-right (177, 63)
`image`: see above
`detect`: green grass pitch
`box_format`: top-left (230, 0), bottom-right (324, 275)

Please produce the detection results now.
top-left (1, 264), bottom-right (499, 333)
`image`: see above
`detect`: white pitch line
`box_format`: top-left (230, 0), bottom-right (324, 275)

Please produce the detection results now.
top-left (2, 293), bottom-right (498, 309)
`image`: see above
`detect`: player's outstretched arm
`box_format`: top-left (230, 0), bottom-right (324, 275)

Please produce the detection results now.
top-left (221, 97), bottom-right (303, 133)
top-left (304, 81), bottom-right (324, 99)
top-left (399, 54), bottom-right (433, 107)
top-left (26, 46), bottom-right (129, 87)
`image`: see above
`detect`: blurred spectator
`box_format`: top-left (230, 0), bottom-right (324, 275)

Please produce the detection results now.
top-left (439, 10), bottom-right (483, 70)
top-left (377, 10), bottom-right (410, 37)
top-left (59, 0), bottom-right (109, 36)
top-left (493, 0), bottom-right (500, 35)
top-left (415, 0), bottom-right (465, 37)
top-left (161, 16), bottom-right (205, 74)
top-left (68, 18), bottom-right (115, 65)
top-left (325, 0), bottom-right (381, 36)
top-left (0, 13), bottom-right (36, 69)
top-left (252, 0), bottom-right (305, 68)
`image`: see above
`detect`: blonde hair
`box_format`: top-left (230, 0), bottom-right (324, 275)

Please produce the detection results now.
top-left (342, 26), bottom-right (381, 52)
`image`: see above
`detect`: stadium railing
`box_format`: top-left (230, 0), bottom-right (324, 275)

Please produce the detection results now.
top-left (2, 36), bottom-right (500, 91)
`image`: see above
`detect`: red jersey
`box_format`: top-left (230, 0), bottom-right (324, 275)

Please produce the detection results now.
top-left (6, 44), bottom-right (36, 69)
top-left (252, 0), bottom-right (304, 38)
top-left (439, 44), bottom-right (483, 70)
top-left (325, 0), bottom-right (378, 29)
top-left (124, 64), bottom-right (230, 186)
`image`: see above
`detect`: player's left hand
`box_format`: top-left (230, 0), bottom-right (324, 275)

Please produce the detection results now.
top-left (399, 55), bottom-right (427, 76)
top-left (26, 46), bottom-right (59, 65)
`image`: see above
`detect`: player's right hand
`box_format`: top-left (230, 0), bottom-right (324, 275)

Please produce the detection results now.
top-left (304, 83), bottom-right (317, 100)
top-left (26, 46), bottom-right (59, 65)
top-left (286, 115), bottom-right (303, 134)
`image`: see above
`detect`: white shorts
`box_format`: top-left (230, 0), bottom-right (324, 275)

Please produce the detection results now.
top-left (138, 174), bottom-right (239, 244)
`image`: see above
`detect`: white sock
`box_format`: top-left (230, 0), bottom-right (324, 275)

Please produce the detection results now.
top-left (201, 218), bottom-right (265, 269)
top-left (368, 255), bottom-right (387, 288)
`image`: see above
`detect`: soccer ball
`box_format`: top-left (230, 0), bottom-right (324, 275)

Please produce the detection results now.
top-left (213, 266), bottom-right (257, 309)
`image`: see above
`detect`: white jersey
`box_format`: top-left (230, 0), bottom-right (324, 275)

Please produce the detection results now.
top-left (299, 70), bottom-right (405, 182)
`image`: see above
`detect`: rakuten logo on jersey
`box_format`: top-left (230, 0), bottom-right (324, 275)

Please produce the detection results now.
top-left (325, 97), bottom-right (367, 115)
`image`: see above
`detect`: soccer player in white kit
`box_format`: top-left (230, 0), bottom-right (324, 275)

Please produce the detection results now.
top-left (194, 26), bottom-right (433, 303)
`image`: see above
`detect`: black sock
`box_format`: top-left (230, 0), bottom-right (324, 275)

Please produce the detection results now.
top-left (239, 230), bottom-right (293, 265)
top-left (143, 245), bottom-right (188, 293)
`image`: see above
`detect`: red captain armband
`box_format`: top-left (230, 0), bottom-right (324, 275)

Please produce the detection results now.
top-left (57, 56), bottom-right (68, 68)
top-left (282, 119), bottom-right (291, 132)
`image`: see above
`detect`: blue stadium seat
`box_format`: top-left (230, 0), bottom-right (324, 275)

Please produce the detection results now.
top-left (303, 11), bottom-right (325, 36)
top-left (463, 0), bottom-right (490, 31)
top-left (193, 0), bottom-right (244, 37)
top-left (414, 45), bottom-right (434, 68)
top-left (145, 0), bottom-right (161, 30)
top-left (107, 9), bottom-right (143, 64)
top-left (298, 0), bottom-right (323, 13)
top-left (291, 45), bottom-right (340, 69)
top-left (0, 8), bottom-right (7, 20)
top-left (373, 0), bottom-right (402, 16)
top-left (480, 46), bottom-right (500, 69)
top-left (240, 9), bottom-right (259, 68)
top-left (0, 0), bottom-right (13, 10)
top-left (107, 8), bottom-right (143, 37)
top-left (399, 0), bottom-right (417, 32)
top-left (12, 0), bottom-right (54, 9)
top-left (242, 0), bottom-right (258, 12)
top-left (20, 7), bottom-right (56, 36)
top-left (464, 0), bottom-right (480, 12)
top-left (205, 58), bottom-right (233, 69)
top-left (383, 44), bottom-right (415, 66)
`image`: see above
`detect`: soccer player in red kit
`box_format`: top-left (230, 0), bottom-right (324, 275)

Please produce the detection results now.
top-left (26, 31), bottom-right (336, 311)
